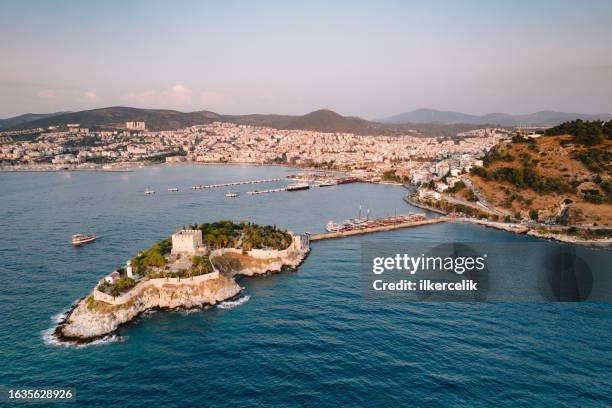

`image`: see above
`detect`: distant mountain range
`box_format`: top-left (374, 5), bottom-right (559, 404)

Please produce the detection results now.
top-left (378, 109), bottom-right (612, 126)
top-left (2, 107), bottom-right (446, 136)
top-left (3, 106), bottom-right (611, 135)
top-left (0, 111), bottom-right (71, 130)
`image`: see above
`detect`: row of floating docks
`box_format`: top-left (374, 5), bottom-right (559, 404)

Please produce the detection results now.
top-left (191, 178), bottom-right (283, 189)
top-left (146, 176), bottom-right (356, 195)
top-left (247, 187), bottom-right (287, 195)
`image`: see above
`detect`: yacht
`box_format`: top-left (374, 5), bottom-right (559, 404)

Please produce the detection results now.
top-left (286, 182), bottom-right (310, 191)
top-left (144, 187), bottom-right (156, 195)
top-left (225, 191), bottom-right (238, 198)
top-left (318, 179), bottom-right (338, 187)
top-left (72, 234), bottom-right (96, 246)
top-left (168, 187), bottom-right (179, 192)
top-left (325, 221), bottom-right (339, 232)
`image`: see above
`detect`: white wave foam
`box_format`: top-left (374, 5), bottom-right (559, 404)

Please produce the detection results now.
top-left (51, 311), bottom-right (69, 325)
top-left (178, 308), bottom-right (201, 315)
top-left (218, 295), bottom-right (250, 309)
top-left (140, 309), bottom-right (157, 319)
top-left (42, 328), bottom-right (124, 348)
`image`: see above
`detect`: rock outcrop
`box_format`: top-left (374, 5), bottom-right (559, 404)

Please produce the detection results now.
top-left (57, 274), bottom-right (241, 341)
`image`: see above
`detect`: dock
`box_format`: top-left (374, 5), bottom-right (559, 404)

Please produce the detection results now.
top-left (192, 178), bottom-right (282, 190)
top-left (309, 218), bottom-right (448, 241)
top-left (247, 187), bottom-right (287, 195)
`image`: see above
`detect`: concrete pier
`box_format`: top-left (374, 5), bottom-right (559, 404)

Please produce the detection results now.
top-left (309, 218), bottom-right (448, 241)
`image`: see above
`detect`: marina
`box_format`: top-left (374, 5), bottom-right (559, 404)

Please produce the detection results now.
top-left (310, 217), bottom-right (448, 241)
top-left (325, 212), bottom-right (428, 233)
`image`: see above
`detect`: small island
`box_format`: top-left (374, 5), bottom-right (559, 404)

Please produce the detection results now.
top-left (55, 221), bottom-right (310, 343)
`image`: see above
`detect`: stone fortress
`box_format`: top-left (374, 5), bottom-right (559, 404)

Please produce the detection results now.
top-left (59, 224), bottom-right (311, 341)
top-left (91, 226), bottom-right (309, 306)
top-left (171, 229), bottom-right (206, 256)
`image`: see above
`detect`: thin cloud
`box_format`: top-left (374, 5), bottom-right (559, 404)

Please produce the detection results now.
top-left (121, 84), bottom-right (193, 107)
top-left (38, 89), bottom-right (56, 99)
top-left (79, 90), bottom-right (100, 103)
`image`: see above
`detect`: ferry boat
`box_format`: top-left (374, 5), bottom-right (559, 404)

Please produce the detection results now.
top-left (225, 191), bottom-right (238, 198)
top-left (72, 234), bottom-right (96, 246)
top-left (168, 187), bottom-right (179, 192)
top-left (286, 182), bottom-right (310, 192)
top-left (144, 187), bottom-right (156, 195)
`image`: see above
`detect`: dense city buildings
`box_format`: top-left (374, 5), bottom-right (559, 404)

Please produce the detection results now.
top-left (0, 122), bottom-right (509, 181)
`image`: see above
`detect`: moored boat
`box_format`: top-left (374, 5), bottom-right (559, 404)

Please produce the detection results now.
top-left (318, 179), bottom-right (338, 187)
top-left (325, 221), bottom-right (339, 232)
top-left (286, 182), bottom-right (310, 191)
top-left (225, 191), bottom-right (238, 198)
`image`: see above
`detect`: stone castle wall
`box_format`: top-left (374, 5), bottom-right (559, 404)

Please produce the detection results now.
top-left (93, 271), bottom-right (220, 305)
top-left (210, 235), bottom-right (303, 260)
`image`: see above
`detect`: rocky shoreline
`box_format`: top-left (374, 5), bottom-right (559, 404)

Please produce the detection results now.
top-left (53, 234), bottom-right (309, 344)
top-left (405, 193), bottom-right (610, 248)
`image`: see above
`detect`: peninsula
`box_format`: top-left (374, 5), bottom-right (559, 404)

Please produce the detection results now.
top-left (406, 120), bottom-right (612, 246)
top-left (55, 221), bottom-right (310, 343)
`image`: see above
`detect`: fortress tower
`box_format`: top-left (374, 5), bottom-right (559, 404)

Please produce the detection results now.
top-left (171, 229), bottom-right (204, 255)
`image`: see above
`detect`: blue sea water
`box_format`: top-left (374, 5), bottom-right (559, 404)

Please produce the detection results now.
top-left (0, 164), bottom-right (610, 407)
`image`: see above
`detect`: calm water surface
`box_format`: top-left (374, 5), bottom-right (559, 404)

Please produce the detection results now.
top-left (0, 165), bottom-right (610, 407)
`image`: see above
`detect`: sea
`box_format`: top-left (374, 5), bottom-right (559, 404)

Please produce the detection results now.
top-left (0, 164), bottom-right (610, 407)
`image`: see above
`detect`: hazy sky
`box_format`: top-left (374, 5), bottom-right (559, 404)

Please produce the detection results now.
top-left (1, 0), bottom-right (611, 118)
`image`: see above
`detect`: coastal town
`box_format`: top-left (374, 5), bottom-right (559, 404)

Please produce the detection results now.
top-left (0, 121), bottom-right (508, 184)
top-left (2, 119), bottom-right (609, 245)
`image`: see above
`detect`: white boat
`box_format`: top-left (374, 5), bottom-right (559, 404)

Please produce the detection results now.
top-left (168, 187), bottom-right (179, 192)
top-left (72, 234), bottom-right (96, 246)
top-left (325, 221), bottom-right (339, 232)
top-left (318, 180), bottom-right (338, 187)
top-left (144, 187), bottom-right (156, 195)
top-left (225, 192), bottom-right (238, 198)
top-left (286, 182), bottom-right (310, 191)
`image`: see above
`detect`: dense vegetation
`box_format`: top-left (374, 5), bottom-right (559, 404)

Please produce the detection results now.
top-left (482, 148), bottom-right (514, 166)
top-left (572, 148), bottom-right (611, 174)
top-left (446, 180), bottom-right (465, 193)
top-left (471, 166), bottom-right (572, 194)
top-left (196, 220), bottom-right (292, 251)
top-left (382, 170), bottom-right (406, 183)
top-left (545, 119), bottom-right (612, 146)
top-left (131, 238), bottom-right (172, 275)
top-left (97, 276), bottom-right (136, 297)
top-left (432, 199), bottom-right (497, 220)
